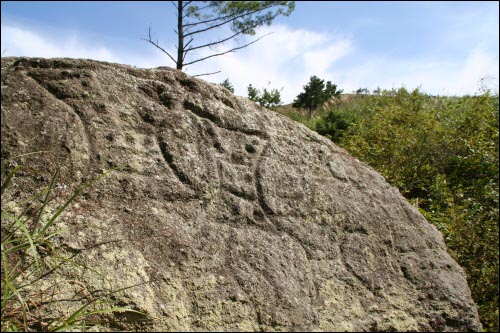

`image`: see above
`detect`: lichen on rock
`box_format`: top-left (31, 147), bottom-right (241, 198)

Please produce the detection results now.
top-left (1, 57), bottom-right (482, 331)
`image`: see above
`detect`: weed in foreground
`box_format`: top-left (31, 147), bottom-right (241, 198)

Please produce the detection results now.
top-left (1, 159), bottom-right (146, 331)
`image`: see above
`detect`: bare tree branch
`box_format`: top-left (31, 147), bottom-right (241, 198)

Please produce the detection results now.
top-left (182, 1), bottom-right (193, 9)
top-left (170, 1), bottom-right (178, 10)
top-left (184, 37), bottom-right (194, 49)
top-left (192, 70), bottom-right (222, 77)
top-left (187, 23), bottom-right (260, 52)
top-left (183, 32), bottom-right (272, 67)
top-left (142, 27), bottom-right (177, 65)
top-left (182, 37), bottom-right (195, 62)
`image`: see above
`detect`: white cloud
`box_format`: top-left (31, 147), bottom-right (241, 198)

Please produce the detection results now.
top-left (336, 49), bottom-right (499, 95)
top-left (303, 40), bottom-right (352, 77)
top-left (0, 23), bottom-right (176, 69)
top-left (458, 49), bottom-right (499, 92)
top-left (3, 22), bottom-right (345, 102)
top-left (185, 25), bottom-right (354, 102)
top-left (2, 22), bottom-right (498, 103)
top-left (1, 25), bottom-right (118, 62)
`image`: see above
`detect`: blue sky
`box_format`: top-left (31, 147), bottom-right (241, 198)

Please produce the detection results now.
top-left (2, 1), bottom-right (498, 102)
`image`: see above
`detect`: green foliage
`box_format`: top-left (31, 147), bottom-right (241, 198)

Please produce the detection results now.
top-left (315, 110), bottom-right (350, 143)
top-left (148, 1), bottom-right (295, 70)
top-left (202, 1), bottom-right (295, 36)
top-left (343, 89), bottom-right (499, 332)
top-left (247, 83), bottom-right (283, 109)
top-left (220, 78), bottom-right (234, 93)
top-left (280, 88), bottom-right (499, 331)
top-left (293, 75), bottom-right (343, 118)
top-left (355, 87), bottom-right (370, 95)
top-left (1, 160), bottom-right (145, 331)
top-left (247, 84), bottom-right (259, 101)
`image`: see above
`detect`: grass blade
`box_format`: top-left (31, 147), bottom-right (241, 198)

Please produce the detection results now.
top-left (31, 167), bottom-right (60, 235)
top-left (1, 165), bottom-right (21, 195)
top-left (12, 216), bottom-right (41, 274)
top-left (52, 306), bottom-right (145, 332)
top-left (37, 169), bottom-right (114, 238)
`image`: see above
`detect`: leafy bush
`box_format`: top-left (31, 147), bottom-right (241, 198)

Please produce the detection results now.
top-left (341, 89), bottom-right (499, 332)
top-left (247, 83), bottom-right (283, 109)
top-left (314, 109), bottom-right (350, 143)
top-left (220, 78), bottom-right (234, 93)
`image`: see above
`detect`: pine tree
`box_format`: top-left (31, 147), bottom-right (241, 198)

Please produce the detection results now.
top-left (144, 1), bottom-right (295, 76)
top-left (293, 75), bottom-right (343, 118)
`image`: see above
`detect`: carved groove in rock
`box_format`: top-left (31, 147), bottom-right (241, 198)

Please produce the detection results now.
top-left (0, 57), bottom-right (482, 332)
top-left (255, 142), bottom-right (275, 217)
top-left (183, 98), bottom-right (268, 139)
top-left (157, 138), bottom-right (194, 188)
top-left (24, 71), bottom-right (95, 167)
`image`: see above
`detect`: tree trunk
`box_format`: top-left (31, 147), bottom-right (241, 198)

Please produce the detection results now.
top-left (177, 0), bottom-right (184, 70)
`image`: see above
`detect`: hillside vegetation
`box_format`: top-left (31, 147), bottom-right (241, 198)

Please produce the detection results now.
top-left (276, 88), bottom-right (499, 332)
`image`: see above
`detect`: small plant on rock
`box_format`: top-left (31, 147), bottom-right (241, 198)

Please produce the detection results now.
top-left (1, 155), bottom-right (145, 332)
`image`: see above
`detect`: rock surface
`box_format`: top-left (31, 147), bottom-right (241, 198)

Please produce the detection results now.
top-left (1, 57), bottom-right (482, 331)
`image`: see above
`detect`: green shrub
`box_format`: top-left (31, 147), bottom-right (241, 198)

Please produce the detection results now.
top-left (340, 89), bottom-right (499, 332)
top-left (315, 109), bottom-right (351, 143)
top-left (220, 78), bottom-right (234, 93)
top-left (280, 88), bottom-right (499, 331)
top-left (247, 83), bottom-right (283, 109)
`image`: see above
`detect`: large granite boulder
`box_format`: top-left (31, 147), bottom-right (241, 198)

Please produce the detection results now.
top-left (0, 57), bottom-right (482, 331)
